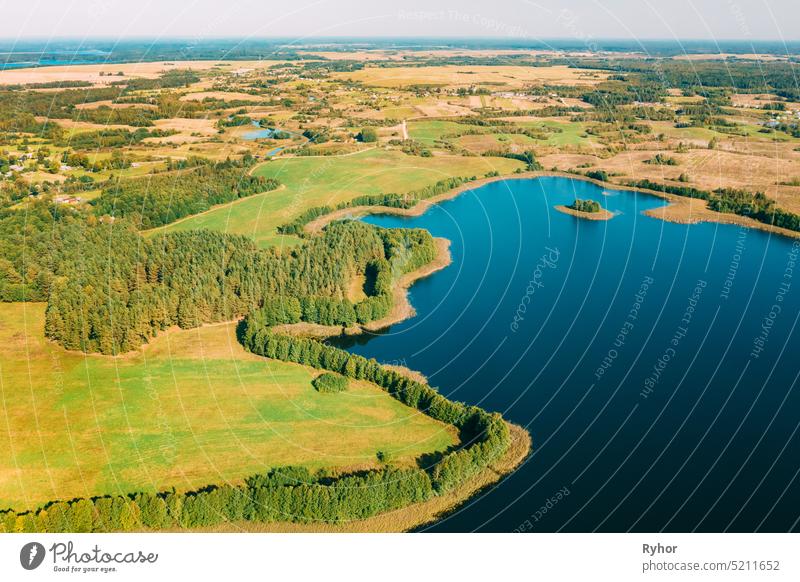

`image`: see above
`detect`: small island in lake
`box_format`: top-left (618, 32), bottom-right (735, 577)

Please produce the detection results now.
top-left (555, 198), bottom-right (614, 221)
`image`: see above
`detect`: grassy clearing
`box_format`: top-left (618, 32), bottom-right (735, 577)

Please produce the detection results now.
top-left (156, 148), bottom-right (523, 247)
top-left (0, 303), bottom-right (457, 511)
top-left (455, 132), bottom-right (538, 153)
top-left (407, 120), bottom-right (489, 144)
top-left (513, 119), bottom-right (594, 147)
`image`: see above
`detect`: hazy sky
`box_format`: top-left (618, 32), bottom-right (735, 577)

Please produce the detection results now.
top-left (0, 0), bottom-right (796, 42)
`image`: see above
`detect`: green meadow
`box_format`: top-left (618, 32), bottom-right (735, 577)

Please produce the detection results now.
top-left (155, 148), bottom-right (523, 247)
top-left (0, 303), bottom-right (456, 511)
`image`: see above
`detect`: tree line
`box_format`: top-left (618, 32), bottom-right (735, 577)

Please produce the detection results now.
top-left (1, 465), bottom-right (433, 532)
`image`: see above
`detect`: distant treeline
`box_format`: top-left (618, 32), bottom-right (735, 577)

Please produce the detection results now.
top-left (91, 156), bottom-right (277, 229)
top-left (581, 59), bottom-right (800, 93)
top-left (277, 176), bottom-right (476, 236)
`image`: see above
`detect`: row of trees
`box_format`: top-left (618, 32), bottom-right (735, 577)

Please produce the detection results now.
top-left (55, 127), bottom-right (174, 150)
top-left (0, 465), bottom-right (433, 532)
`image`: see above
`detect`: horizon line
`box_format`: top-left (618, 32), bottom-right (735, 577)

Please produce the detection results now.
top-left (1, 35), bottom-right (799, 43)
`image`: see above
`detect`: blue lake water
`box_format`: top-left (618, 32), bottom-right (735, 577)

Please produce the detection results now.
top-left (348, 176), bottom-right (800, 532)
top-left (242, 123), bottom-right (278, 141)
top-left (0, 50), bottom-right (111, 70)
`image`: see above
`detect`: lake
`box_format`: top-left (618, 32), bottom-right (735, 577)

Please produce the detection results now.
top-left (242, 122), bottom-right (279, 141)
top-left (348, 176), bottom-right (800, 532)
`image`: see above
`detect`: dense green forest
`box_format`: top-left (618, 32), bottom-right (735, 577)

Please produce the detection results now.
top-left (278, 175), bottom-right (476, 236)
top-left (92, 157), bottom-right (278, 228)
top-left (1, 182), bottom-right (435, 352)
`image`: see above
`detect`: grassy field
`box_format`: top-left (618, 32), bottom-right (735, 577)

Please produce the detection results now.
top-left (156, 148), bottom-right (523, 247)
top-left (514, 119), bottom-right (594, 147)
top-left (456, 133), bottom-right (538, 153)
top-left (0, 303), bottom-right (457, 511)
top-left (334, 65), bottom-right (607, 89)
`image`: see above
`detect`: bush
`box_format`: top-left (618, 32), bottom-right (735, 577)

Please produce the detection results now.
top-left (585, 169), bottom-right (609, 182)
top-left (313, 372), bottom-right (348, 393)
top-left (568, 198), bottom-right (601, 213)
top-left (644, 153), bottom-right (678, 166)
top-left (357, 127), bottom-right (378, 143)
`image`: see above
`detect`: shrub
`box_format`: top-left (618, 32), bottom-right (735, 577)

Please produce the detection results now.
top-left (357, 127), bottom-right (378, 142)
top-left (313, 373), bottom-right (348, 393)
top-left (585, 169), bottom-right (609, 182)
top-left (569, 198), bottom-right (601, 213)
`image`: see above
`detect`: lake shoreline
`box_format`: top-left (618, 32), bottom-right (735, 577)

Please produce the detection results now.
top-left (304, 170), bottom-right (800, 241)
top-left (171, 421), bottom-right (532, 533)
top-left (272, 236), bottom-right (453, 339)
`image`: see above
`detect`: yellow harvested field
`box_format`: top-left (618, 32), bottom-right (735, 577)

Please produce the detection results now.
top-left (74, 100), bottom-right (158, 110)
top-left (410, 100), bottom-right (474, 117)
top-left (730, 93), bottom-right (783, 108)
top-left (335, 65), bottom-right (607, 88)
top-left (541, 147), bottom-right (800, 214)
top-left (40, 117), bottom-right (134, 132)
top-left (151, 117), bottom-right (218, 135)
top-left (140, 141), bottom-right (252, 161)
top-left (0, 60), bottom-right (281, 86)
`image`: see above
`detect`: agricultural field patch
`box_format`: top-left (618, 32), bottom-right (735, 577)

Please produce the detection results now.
top-left (0, 303), bottom-right (456, 511)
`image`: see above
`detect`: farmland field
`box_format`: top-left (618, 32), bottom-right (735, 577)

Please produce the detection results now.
top-left (0, 303), bottom-right (456, 510)
top-left (334, 65), bottom-right (608, 88)
top-left (157, 148), bottom-right (524, 247)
